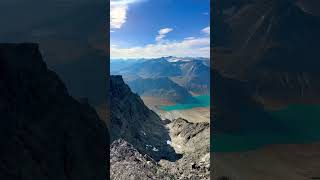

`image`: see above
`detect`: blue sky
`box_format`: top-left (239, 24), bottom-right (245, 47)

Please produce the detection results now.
top-left (110, 0), bottom-right (210, 58)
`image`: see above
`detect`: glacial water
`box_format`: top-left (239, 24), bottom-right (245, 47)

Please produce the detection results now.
top-left (212, 104), bottom-right (320, 152)
top-left (160, 95), bottom-right (210, 111)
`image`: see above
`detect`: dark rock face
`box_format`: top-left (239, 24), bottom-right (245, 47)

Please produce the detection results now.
top-left (212, 71), bottom-right (285, 133)
top-left (0, 0), bottom-right (108, 107)
top-left (297, 0), bottom-right (320, 16)
top-left (212, 0), bottom-right (320, 133)
top-left (213, 0), bottom-right (320, 106)
top-left (0, 44), bottom-right (107, 180)
top-left (110, 139), bottom-right (173, 180)
top-left (110, 75), bottom-right (178, 161)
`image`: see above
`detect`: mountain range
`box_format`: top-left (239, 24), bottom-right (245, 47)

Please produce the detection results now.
top-left (111, 57), bottom-right (210, 105)
top-left (127, 77), bottom-right (198, 104)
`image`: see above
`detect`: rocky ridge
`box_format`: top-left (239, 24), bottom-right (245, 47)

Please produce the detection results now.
top-left (0, 43), bottom-right (107, 180)
top-left (110, 75), bottom-right (178, 161)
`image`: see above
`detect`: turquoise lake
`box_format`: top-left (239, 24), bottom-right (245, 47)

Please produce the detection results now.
top-left (213, 104), bottom-right (320, 152)
top-left (160, 95), bottom-right (210, 111)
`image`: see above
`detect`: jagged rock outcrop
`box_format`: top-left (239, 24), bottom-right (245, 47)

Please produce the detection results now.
top-left (160, 118), bottom-right (210, 180)
top-left (168, 118), bottom-right (210, 154)
top-left (110, 75), bottom-right (178, 161)
top-left (110, 139), bottom-right (173, 180)
top-left (0, 43), bottom-right (107, 180)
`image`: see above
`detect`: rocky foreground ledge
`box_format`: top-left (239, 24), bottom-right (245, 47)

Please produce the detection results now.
top-left (110, 139), bottom-right (174, 180)
top-left (110, 118), bottom-right (210, 180)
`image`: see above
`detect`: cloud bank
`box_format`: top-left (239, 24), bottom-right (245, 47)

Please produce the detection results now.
top-left (111, 27), bottom-right (210, 58)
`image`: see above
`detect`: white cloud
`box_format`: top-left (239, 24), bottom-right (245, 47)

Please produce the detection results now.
top-left (156, 28), bottom-right (173, 42)
top-left (111, 36), bottom-right (210, 58)
top-left (111, 0), bottom-right (138, 5)
top-left (110, 3), bottom-right (128, 29)
top-left (184, 37), bottom-right (196, 40)
top-left (159, 28), bottom-right (173, 34)
top-left (201, 26), bottom-right (210, 35)
top-left (110, 0), bottom-right (143, 30)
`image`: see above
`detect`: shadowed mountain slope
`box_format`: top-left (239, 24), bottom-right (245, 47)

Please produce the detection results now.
top-left (213, 0), bottom-right (320, 106)
top-left (110, 75), bottom-right (178, 161)
top-left (127, 77), bottom-right (198, 104)
top-left (0, 43), bottom-right (107, 180)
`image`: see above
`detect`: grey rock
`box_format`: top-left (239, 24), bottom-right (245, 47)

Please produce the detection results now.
top-left (110, 139), bottom-right (174, 180)
top-left (109, 76), bottom-right (210, 180)
top-left (160, 118), bottom-right (210, 180)
top-left (110, 75), bottom-right (179, 161)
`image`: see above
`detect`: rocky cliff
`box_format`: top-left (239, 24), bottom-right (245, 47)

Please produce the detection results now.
top-left (110, 75), bottom-right (178, 161)
top-left (0, 43), bottom-right (107, 180)
top-left (110, 75), bottom-right (210, 179)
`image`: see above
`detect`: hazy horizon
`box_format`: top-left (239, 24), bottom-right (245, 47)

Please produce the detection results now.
top-left (110, 56), bottom-right (210, 61)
